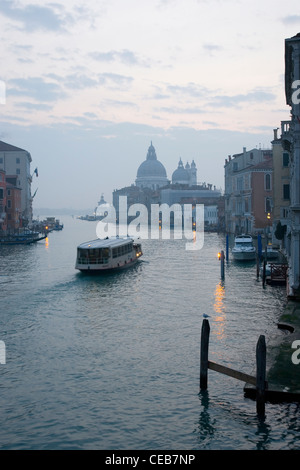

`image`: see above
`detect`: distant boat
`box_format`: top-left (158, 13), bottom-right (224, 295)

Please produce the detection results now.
top-left (232, 234), bottom-right (256, 261)
top-left (75, 236), bottom-right (143, 273)
top-left (78, 194), bottom-right (111, 221)
top-left (0, 232), bottom-right (47, 245)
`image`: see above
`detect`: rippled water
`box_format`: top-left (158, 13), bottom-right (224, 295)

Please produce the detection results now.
top-left (0, 216), bottom-right (299, 450)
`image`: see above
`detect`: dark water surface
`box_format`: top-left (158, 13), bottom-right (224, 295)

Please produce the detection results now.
top-left (0, 216), bottom-right (299, 450)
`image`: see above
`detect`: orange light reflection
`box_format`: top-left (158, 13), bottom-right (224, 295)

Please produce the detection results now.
top-left (213, 281), bottom-right (226, 338)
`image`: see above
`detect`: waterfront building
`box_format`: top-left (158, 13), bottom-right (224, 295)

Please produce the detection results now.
top-left (284, 32), bottom-right (300, 298)
top-left (5, 176), bottom-right (22, 231)
top-left (224, 147), bottom-right (273, 235)
top-left (0, 170), bottom-right (7, 231)
top-left (271, 124), bottom-right (291, 249)
top-left (0, 140), bottom-right (33, 225)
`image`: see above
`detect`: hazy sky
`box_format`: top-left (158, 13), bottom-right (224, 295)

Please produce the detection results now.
top-left (0, 0), bottom-right (299, 211)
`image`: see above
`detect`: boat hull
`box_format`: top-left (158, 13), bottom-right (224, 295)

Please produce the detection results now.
top-left (232, 250), bottom-right (256, 261)
top-left (76, 257), bottom-right (140, 273)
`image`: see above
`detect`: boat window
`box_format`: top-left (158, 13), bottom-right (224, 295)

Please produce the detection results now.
top-left (112, 243), bottom-right (133, 258)
top-left (77, 246), bottom-right (110, 264)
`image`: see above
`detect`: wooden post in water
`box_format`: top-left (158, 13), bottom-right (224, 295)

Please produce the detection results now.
top-left (262, 258), bottom-right (266, 287)
top-left (256, 255), bottom-right (260, 280)
top-left (256, 335), bottom-right (266, 417)
top-left (226, 234), bottom-right (229, 262)
top-left (200, 319), bottom-right (210, 390)
top-left (220, 250), bottom-right (225, 280)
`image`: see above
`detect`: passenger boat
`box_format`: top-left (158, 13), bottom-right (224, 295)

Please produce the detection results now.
top-left (75, 236), bottom-right (143, 273)
top-left (232, 234), bottom-right (256, 261)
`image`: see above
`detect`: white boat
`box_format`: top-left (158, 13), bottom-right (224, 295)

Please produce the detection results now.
top-left (75, 236), bottom-right (143, 273)
top-left (232, 235), bottom-right (256, 261)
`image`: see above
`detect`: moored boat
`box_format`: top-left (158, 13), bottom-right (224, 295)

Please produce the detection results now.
top-left (266, 244), bottom-right (279, 260)
top-left (232, 234), bottom-right (256, 261)
top-left (75, 236), bottom-right (143, 273)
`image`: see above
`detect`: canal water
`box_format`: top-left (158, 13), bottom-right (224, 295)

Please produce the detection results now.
top-left (0, 216), bottom-right (299, 450)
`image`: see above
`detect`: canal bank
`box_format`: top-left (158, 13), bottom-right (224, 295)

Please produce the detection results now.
top-left (244, 299), bottom-right (300, 403)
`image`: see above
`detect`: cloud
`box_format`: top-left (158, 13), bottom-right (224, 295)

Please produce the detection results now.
top-left (15, 101), bottom-right (53, 111)
top-left (281, 15), bottom-right (300, 25)
top-left (90, 49), bottom-right (145, 66)
top-left (209, 89), bottom-right (276, 108)
top-left (8, 77), bottom-right (66, 102)
top-left (203, 43), bottom-right (223, 56)
top-left (0, 0), bottom-right (70, 32)
top-left (64, 74), bottom-right (99, 90)
top-left (160, 106), bottom-right (206, 114)
top-left (99, 73), bottom-right (134, 88)
top-left (166, 83), bottom-right (210, 98)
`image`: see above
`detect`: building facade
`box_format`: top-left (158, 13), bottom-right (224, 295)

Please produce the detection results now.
top-left (284, 33), bottom-right (300, 297)
top-left (0, 170), bottom-right (7, 231)
top-left (271, 123), bottom-right (291, 249)
top-left (0, 140), bottom-right (33, 224)
top-left (224, 147), bottom-right (273, 235)
top-left (6, 178), bottom-right (22, 231)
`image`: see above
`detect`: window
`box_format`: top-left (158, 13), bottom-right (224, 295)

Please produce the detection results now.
top-left (265, 174), bottom-right (271, 191)
top-left (265, 197), bottom-right (272, 213)
top-left (0, 189), bottom-right (3, 199)
top-left (7, 199), bottom-right (11, 208)
top-left (281, 207), bottom-right (289, 218)
top-left (7, 189), bottom-right (10, 196)
top-left (233, 162), bottom-right (238, 172)
top-left (0, 158), bottom-right (3, 164)
top-left (16, 169), bottom-right (20, 175)
top-left (16, 158), bottom-right (20, 164)
top-left (283, 153), bottom-right (289, 167)
top-left (237, 177), bottom-right (243, 190)
top-left (245, 198), bottom-right (249, 212)
top-left (283, 184), bottom-right (290, 200)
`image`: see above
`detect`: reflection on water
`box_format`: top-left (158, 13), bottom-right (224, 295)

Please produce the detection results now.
top-left (213, 281), bottom-right (226, 339)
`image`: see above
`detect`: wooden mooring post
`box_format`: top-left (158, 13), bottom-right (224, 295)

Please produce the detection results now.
top-left (220, 250), bottom-right (225, 280)
top-left (200, 319), bottom-right (267, 417)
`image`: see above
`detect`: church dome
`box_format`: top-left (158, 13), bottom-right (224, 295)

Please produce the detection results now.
top-left (172, 158), bottom-right (190, 184)
top-left (136, 142), bottom-right (168, 189)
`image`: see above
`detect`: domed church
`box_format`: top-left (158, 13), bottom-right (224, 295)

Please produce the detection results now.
top-left (135, 142), bottom-right (169, 189)
top-left (172, 158), bottom-right (197, 186)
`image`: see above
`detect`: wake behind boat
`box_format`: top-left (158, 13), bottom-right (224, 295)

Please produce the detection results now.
top-left (75, 236), bottom-right (143, 273)
top-left (232, 234), bottom-right (256, 261)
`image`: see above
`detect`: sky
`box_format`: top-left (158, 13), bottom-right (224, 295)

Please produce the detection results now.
top-left (0, 0), bottom-right (299, 212)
